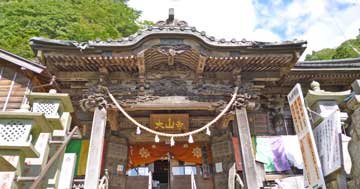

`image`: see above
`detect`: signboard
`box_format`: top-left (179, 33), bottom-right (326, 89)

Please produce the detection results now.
top-left (288, 84), bottom-right (326, 189)
top-left (313, 111), bottom-right (342, 176)
top-left (150, 114), bottom-right (189, 133)
top-left (228, 163), bottom-right (236, 189)
top-left (58, 153), bottom-right (77, 189)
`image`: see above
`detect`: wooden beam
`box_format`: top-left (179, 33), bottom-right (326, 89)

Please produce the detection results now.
top-left (84, 108), bottom-right (107, 189)
top-left (120, 102), bottom-right (217, 111)
top-left (233, 107), bottom-right (259, 189)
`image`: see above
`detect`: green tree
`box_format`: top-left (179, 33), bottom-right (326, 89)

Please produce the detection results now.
top-left (305, 48), bottom-right (336, 61)
top-left (305, 35), bottom-right (360, 60)
top-left (0, 0), bottom-right (146, 58)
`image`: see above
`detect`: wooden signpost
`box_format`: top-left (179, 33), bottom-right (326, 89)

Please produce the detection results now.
top-left (84, 107), bottom-right (107, 189)
top-left (233, 107), bottom-right (259, 189)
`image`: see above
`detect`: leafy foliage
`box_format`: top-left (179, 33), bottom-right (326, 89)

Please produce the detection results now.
top-left (0, 0), bottom-right (145, 58)
top-left (305, 35), bottom-right (360, 60)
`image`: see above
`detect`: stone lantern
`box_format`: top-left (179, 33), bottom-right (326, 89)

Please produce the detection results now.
top-left (27, 89), bottom-right (74, 131)
top-left (305, 81), bottom-right (351, 188)
top-left (0, 109), bottom-right (53, 172)
top-left (25, 89), bottom-right (75, 188)
top-left (305, 81), bottom-right (350, 126)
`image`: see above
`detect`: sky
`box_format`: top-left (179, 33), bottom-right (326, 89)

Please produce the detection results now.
top-left (128, 0), bottom-right (360, 60)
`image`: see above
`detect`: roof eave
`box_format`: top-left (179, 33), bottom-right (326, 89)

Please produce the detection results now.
top-left (0, 49), bottom-right (46, 74)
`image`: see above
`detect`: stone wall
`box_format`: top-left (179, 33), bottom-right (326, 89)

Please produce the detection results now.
top-left (211, 132), bottom-right (235, 189)
top-left (105, 136), bottom-right (128, 189)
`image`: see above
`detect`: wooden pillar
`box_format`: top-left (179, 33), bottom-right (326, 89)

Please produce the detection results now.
top-left (107, 109), bottom-right (119, 134)
top-left (233, 107), bottom-right (258, 189)
top-left (84, 107), bottom-right (107, 189)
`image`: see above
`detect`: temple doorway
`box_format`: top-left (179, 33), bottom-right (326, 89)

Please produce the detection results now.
top-left (153, 160), bottom-right (170, 189)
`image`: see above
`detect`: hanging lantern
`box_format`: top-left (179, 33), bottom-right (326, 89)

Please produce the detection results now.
top-left (206, 127), bottom-right (211, 136)
top-left (136, 127), bottom-right (141, 135)
top-left (170, 137), bottom-right (175, 146)
top-left (155, 135), bottom-right (160, 143)
top-left (188, 135), bottom-right (194, 143)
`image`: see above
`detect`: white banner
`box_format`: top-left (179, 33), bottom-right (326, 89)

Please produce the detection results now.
top-left (313, 111), bottom-right (342, 176)
top-left (288, 84), bottom-right (326, 189)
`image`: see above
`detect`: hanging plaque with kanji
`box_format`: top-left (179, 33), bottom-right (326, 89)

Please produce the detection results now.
top-left (150, 114), bottom-right (189, 133)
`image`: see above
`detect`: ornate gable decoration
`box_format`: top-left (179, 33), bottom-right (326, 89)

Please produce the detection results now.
top-left (154, 8), bottom-right (188, 28)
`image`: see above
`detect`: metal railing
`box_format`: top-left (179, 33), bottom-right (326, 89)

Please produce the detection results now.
top-left (72, 169), bottom-right (109, 189)
top-left (98, 169), bottom-right (109, 189)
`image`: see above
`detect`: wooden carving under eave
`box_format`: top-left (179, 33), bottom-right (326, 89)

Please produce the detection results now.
top-left (232, 94), bottom-right (253, 110)
top-left (137, 52), bottom-right (145, 96)
top-left (79, 92), bottom-right (107, 112)
top-left (216, 113), bottom-right (235, 130)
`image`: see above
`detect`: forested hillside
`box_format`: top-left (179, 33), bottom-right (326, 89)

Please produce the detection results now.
top-left (0, 0), bottom-right (147, 58)
top-left (305, 34), bottom-right (360, 60)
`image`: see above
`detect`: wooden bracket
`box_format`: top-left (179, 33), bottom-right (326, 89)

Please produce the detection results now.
top-left (194, 55), bottom-right (207, 84)
top-left (107, 109), bottom-right (119, 133)
top-left (137, 52), bottom-right (146, 95)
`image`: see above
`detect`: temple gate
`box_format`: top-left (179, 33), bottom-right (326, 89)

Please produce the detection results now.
top-left (1, 9), bottom-right (360, 189)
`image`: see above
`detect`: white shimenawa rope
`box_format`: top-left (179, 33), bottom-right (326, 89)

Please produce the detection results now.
top-left (107, 87), bottom-right (238, 138)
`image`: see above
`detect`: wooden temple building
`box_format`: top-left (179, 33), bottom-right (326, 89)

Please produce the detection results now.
top-left (1, 10), bottom-right (360, 189)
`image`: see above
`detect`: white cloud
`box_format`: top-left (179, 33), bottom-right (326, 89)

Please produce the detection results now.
top-left (253, 0), bottom-right (360, 59)
top-left (129, 0), bottom-right (270, 41)
top-left (249, 28), bottom-right (281, 42)
top-left (283, 0), bottom-right (360, 59)
top-left (128, 0), bottom-right (360, 60)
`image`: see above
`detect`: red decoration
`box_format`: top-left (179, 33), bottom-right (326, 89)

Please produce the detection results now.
top-left (127, 143), bottom-right (212, 169)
